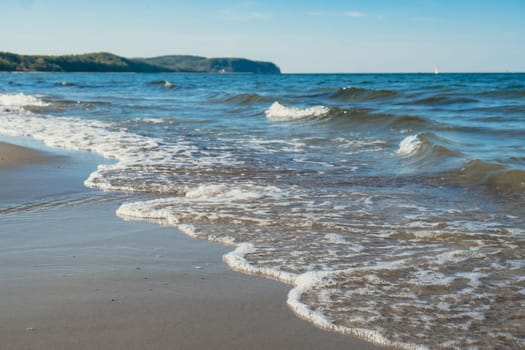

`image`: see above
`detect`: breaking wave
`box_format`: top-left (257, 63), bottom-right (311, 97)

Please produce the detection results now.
top-left (396, 133), bottom-right (458, 158)
top-left (396, 134), bottom-right (422, 156)
top-left (394, 133), bottom-right (525, 194)
top-left (0, 93), bottom-right (49, 108)
top-left (265, 102), bottom-right (435, 132)
top-left (265, 102), bottom-right (330, 121)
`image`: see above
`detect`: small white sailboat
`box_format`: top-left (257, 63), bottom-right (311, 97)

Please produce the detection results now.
top-left (434, 66), bottom-right (440, 75)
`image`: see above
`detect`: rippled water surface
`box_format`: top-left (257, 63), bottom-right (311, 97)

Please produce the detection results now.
top-left (1, 73), bottom-right (524, 349)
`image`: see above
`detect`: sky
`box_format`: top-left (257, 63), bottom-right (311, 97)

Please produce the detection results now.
top-left (2, 0), bottom-right (524, 73)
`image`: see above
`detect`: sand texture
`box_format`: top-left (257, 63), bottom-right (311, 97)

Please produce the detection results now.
top-left (0, 141), bottom-right (52, 169)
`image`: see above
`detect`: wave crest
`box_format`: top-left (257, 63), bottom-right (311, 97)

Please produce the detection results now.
top-left (265, 102), bottom-right (330, 121)
top-left (396, 133), bottom-right (460, 159)
top-left (0, 93), bottom-right (49, 108)
top-left (396, 135), bottom-right (422, 156)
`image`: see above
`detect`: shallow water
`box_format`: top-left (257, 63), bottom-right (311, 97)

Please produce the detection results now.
top-left (1, 72), bottom-right (524, 349)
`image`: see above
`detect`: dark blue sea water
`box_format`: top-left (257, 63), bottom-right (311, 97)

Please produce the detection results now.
top-left (1, 73), bottom-right (524, 349)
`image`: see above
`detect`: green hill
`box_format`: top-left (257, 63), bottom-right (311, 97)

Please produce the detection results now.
top-left (0, 52), bottom-right (281, 74)
top-left (0, 52), bottom-right (167, 73)
top-left (138, 55), bottom-right (281, 74)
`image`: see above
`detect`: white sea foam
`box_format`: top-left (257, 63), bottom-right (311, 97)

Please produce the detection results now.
top-left (396, 134), bottom-right (422, 156)
top-left (287, 270), bottom-right (426, 350)
top-left (118, 198), bottom-right (298, 283)
top-left (137, 117), bottom-right (167, 124)
top-left (242, 136), bottom-right (307, 153)
top-left (0, 93), bottom-right (49, 108)
top-left (224, 243), bottom-right (298, 284)
top-left (0, 109), bottom-right (137, 156)
top-left (410, 270), bottom-right (454, 286)
top-left (0, 107), bottom-right (241, 194)
top-left (435, 249), bottom-right (484, 264)
top-left (265, 101), bottom-right (330, 121)
top-left (0, 109), bottom-right (165, 193)
top-left (185, 183), bottom-right (283, 202)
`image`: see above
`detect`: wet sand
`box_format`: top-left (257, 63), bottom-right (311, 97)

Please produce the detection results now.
top-left (0, 141), bottom-right (52, 169)
top-left (0, 141), bottom-right (383, 350)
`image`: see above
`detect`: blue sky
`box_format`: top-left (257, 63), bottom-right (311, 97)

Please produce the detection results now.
top-left (2, 0), bottom-right (524, 73)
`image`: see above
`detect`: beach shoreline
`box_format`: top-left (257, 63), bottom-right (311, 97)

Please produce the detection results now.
top-left (0, 140), bottom-right (383, 350)
top-left (0, 141), bottom-right (53, 169)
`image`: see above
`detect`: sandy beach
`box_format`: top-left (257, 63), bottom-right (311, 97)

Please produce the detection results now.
top-left (0, 140), bottom-right (382, 350)
top-left (0, 141), bottom-right (52, 169)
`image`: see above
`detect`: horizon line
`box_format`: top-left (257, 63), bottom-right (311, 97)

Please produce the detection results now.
top-left (2, 51), bottom-right (523, 75)
top-left (2, 71), bottom-right (523, 75)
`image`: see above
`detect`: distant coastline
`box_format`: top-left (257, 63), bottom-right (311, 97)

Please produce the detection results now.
top-left (0, 52), bottom-right (281, 74)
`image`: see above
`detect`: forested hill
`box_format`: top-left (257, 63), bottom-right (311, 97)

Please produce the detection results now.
top-left (137, 55), bottom-right (281, 74)
top-left (0, 52), bottom-right (281, 74)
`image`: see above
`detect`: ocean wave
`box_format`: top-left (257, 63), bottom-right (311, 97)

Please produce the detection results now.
top-left (444, 159), bottom-right (525, 193)
top-left (55, 81), bottom-right (75, 87)
top-left (265, 102), bottom-right (330, 121)
top-left (330, 86), bottom-right (399, 102)
top-left (265, 103), bottom-right (434, 131)
top-left (477, 89), bottom-right (525, 99)
top-left (332, 110), bottom-right (435, 131)
top-left (115, 176), bottom-right (524, 349)
top-left (466, 105), bottom-right (525, 115)
top-left (390, 115), bottom-right (431, 128)
top-left (0, 93), bottom-right (49, 108)
top-left (395, 132), bottom-right (461, 161)
top-left (487, 169), bottom-right (525, 193)
top-left (0, 108), bottom-right (240, 195)
top-left (46, 98), bottom-right (113, 112)
top-left (148, 79), bottom-right (175, 89)
top-left (396, 134), bottom-right (422, 156)
top-left (412, 95), bottom-right (478, 105)
top-left (221, 93), bottom-right (275, 105)
top-left (117, 190), bottom-right (443, 350)
top-left (0, 93), bottom-right (109, 114)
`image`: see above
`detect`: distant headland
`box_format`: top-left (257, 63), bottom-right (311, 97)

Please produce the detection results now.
top-left (0, 52), bottom-right (281, 74)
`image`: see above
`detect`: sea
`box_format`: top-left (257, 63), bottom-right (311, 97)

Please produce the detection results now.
top-left (1, 72), bottom-right (524, 349)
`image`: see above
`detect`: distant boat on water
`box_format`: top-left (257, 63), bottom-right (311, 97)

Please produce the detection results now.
top-left (434, 66), bottom-right (440, 75)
